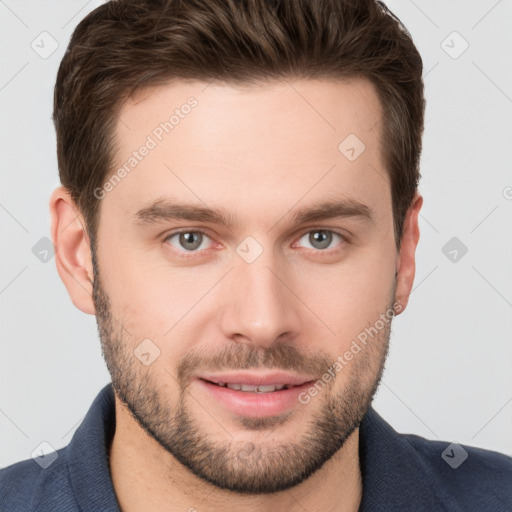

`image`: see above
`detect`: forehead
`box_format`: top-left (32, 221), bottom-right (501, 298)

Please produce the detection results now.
top-left (105, 77), bottom-right (389, 226)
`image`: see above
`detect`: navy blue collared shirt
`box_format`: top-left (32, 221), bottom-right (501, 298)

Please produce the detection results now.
top-left (1, 383), bottom-right (511, 511)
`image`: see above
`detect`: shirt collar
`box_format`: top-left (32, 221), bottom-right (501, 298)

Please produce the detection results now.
top-left (66, 383), bottom-right (121, 511)
top-left (358, 406), bottom-right (445, 510)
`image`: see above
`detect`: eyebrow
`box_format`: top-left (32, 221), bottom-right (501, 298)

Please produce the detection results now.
top-left (132, 197), bottom-right (373, 229)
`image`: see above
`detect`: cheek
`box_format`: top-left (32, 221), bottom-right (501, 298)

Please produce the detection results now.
top-left (293, 246), bottom-right (396, 343)
top-left (96, 215), bottom-right (396, 348)
top-left (98, 241), bottom-right (224, 339)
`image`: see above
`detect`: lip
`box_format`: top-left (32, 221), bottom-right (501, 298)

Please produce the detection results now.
top-left (198, 371), bottom-right (316, 387)
top-left (195, 375), bottom-right (316, 418)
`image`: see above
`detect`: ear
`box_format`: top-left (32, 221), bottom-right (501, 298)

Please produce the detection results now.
top-left (394, 193), bottom-right (423, 315)
top-left (49, 186), bottom-right (95, 315)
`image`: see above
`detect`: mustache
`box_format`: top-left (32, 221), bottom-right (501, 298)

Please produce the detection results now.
top-left (176, 342), bottom-right (333, 389)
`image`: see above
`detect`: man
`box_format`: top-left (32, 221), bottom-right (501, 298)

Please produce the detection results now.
top-left (1, 0), bottom-right (511, 510)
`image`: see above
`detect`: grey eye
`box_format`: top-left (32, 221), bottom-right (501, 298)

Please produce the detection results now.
top-left (180, 232), bottom-right (202, 250)
top-left (167, 231), bottom-right (211, 252)
top-left (298, 230), bottom-right (342, 250)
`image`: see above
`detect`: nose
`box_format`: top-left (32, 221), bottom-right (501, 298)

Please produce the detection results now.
top-left (219, 250), bottom-right (301, 349)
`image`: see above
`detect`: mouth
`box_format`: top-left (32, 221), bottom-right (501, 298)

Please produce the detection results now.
top-left (194, 373), bottom-right (317, 417)
top-left (199, 378), bottom-right (310, 393)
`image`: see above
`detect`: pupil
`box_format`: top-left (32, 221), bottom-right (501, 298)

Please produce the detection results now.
top-left (310, 230), bottom-right (331, 249)
top-left (180, 232), bottom-right (201, 250)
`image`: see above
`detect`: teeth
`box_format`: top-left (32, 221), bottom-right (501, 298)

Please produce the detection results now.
top-left (218, 382), bottom-right (289, 392)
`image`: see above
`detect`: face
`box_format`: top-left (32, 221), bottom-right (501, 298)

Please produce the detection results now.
top-left (91, 78), bottom-right (401, 493)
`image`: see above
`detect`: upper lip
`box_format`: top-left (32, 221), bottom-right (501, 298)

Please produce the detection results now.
top-left (198, 371), bottom-right (316, 387)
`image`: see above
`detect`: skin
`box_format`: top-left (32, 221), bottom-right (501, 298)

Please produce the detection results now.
top-left (50, 77), bottom-right (422, 512)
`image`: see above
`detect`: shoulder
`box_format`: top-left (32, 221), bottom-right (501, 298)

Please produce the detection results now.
top-left (360, 407), bottom-right (512, 511)
top-left (0, 446), bottom-right (79, 511)
top-left (403, 432), bottom-right (512, 507)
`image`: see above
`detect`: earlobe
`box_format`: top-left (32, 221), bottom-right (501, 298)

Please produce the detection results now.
top-left (394, 193), bottom-right (423, 315)
top-left (49, 186), bottom-right (96, 315)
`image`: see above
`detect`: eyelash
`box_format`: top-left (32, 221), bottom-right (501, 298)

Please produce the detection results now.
top-left (162, 228), bottom-right (348, 259)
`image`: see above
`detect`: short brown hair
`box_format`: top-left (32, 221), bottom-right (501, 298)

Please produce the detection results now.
top-left (53, 0), bottom-right (425, 249)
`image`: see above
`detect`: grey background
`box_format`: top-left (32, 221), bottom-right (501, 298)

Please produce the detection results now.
top-left (1, 0), bottom-right (511, 468)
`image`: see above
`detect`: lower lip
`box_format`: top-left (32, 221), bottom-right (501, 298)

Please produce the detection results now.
top-left (195, 379), bottom-right (315, 417)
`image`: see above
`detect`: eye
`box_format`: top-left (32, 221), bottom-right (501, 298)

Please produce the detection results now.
top-left (296, 230), bottom-right (345, 251)
top-left (164, 230), bottom-right (214, 252)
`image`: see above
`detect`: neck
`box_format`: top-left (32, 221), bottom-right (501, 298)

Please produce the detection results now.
top-left (109, 398), bottom-right (363, 512)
